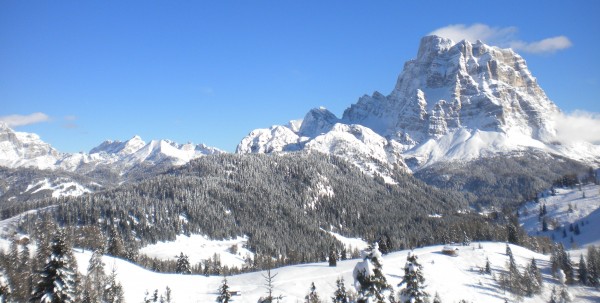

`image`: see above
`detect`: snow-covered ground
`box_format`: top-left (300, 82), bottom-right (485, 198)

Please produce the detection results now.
top-left (72, 242), bottom-right (598, 303)
top-left (139, 234), bottom-right (254, 268)
top-left (323, 229), bottom-right (369, 252)
top-left (520, 183), bottom-right (600, 250)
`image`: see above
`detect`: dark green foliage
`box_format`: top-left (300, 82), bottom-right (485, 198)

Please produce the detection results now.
top-left (332, 277), bottom-right (348, 303)
top-left (216, 277), bottom-right (232, 303)
top-left (14, 153), bottom-right (477, 269)
top-left (415, 153), bottom-right (588, 209)
top-left (399, 252), bottom-right (428, 303)
top-left (354, 243), bottom-right (391, 302)
top-left (31, 229), bottom-right (78, 303)
top-left (175, 252), bottom-right (191, 274)
top-left (305, 282), bottom-right (322, 303)
top-left (578, 254), bottom-right (588, 285)
top-left (328, 245), bottom-right (337, 267)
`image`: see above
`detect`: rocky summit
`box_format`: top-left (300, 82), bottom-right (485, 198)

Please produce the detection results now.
top-left (237, 35), bottom-right (599, 175)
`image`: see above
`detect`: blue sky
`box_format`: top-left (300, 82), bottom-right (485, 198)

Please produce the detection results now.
top-left (1, 1), bottom-right (599, 152)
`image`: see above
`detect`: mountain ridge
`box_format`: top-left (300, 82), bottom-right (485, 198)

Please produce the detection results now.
top-left (236, 35), bottom-right (599, 174)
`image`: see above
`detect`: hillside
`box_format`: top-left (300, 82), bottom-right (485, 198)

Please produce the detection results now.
top-left (520, 183), bottom-right (600, 250)
top-left (3, 240), bottom-right (597, 302)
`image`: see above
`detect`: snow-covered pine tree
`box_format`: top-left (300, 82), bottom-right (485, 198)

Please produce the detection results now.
top-left (30, 229), bottom-right (78, 303)
top-left (175, 252), bottom-right (191, 274)
top-left (216, 276), bottom-right (232, 303)
top-left (578, 254), bottom-right (588, 285)
top-left (332, 277), bottom-right (348, 303)
top-left (106, 228), bottom-right (126, 259)
top-left (523, 258), bottom-right (542, 296)
top-left (305, 282), bottom-right (322, 303)
top-left (103, 267), bottom-right (125, 303)
top-left (587, 245), bottom-right (600, 287)
top-left (485, 257), bottom-right (492, 275)
top-left (432, 292), bottom-right (441, 303)
top-left (82, 249), bottom-right (107, 303)
top-left (399, 252), bottom-right (428, 303)
top-left (329, 245), bottom-right (338, 267)
top-left (352, 242), bottom-right (392, 303)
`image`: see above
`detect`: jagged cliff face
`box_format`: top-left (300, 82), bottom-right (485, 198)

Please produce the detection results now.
top-left (343, 35), bottom-right (559, 143)
top-left (237, 35), bottom-right (599, 175)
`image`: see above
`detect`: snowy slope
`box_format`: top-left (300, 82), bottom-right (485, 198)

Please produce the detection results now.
top-left (237, 35), bottom-right (600, 174)
top-left (68, 242), bottom-right (598, 303)
top-left (139, 234), bottom-right (254, 269)
top-left (520, 184), bottom-right (600, 250)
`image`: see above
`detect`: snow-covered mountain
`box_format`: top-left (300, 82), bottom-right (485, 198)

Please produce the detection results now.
top-left (0, 122), bottom-right (223, 175)
top-left (237, 35), bottom-right (600, 174)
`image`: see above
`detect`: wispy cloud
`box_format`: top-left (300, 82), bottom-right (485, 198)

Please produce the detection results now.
top-left (62, 115), bottom-right (79, 129)
top-left (430, 23), bottom-right (572, 54)
top-left (553, 111), bottom-right (600, 144)
top-left (0, 112), bottom-right (50, 127)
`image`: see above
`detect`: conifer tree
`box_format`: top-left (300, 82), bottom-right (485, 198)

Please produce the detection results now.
top-left (332, 277), bottom-right (348, 303)
top-left (485, 257), bottom-right (492, 274)
top-left (523, 258), bottom-right (542, 296)
top-left (578, 254), bottom-right (588, 285)
top-left (353, 243), bottom-right (391, 303)
top-left (106, 228), bottom-right (126, 259)
top-left (329, 245), bottom-right (338, 267)
top-left (82, 249), bottom-right (108, 303)
top-left (103, 267), bottom-right (125, 303)
top-left (175, 252), bottom-right (191, 274)
top-left (216, 276), bottom-right (232, 303)
top-left (399, 252), bottom-right (428, 303)
top-left (31, 229), bottom-right (78, 303)
top-left (432, 292), bottom-right (441, 303)
top-left (587, 246), bottom-right (600, 287)
top-left (305, 282), bottom-right (322, 303)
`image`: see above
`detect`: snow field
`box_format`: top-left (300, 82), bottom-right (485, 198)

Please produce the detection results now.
top-left (139, 234), bottom-right (254, 269)
top-left (79, 242), bottom-right (600, 302)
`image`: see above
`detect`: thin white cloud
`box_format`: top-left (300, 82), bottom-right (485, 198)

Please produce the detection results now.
top-left (0, 112), bottom-right (50, 127)
top-left (429, 23), bottom-right (572, 54)
top-left (553, 111), bottom-right (600, 144)
top-left (510, 36), bottom-right (572, 54)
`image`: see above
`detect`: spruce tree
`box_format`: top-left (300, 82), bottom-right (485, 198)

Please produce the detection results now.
top-left (31, 229), bottom-right (78, 303)
top-left (216, 276), bottom-right (232, 303)
top-left (587, 246), bottom-right (599, 287)
top-left (106, 228), bottom-right (125, 259)
top-left (485, 258), bottom-right (492, 275)
top-left (432, 292), bottom-right (441, 303)
top-left (83, 249), bottom-right (108, 303)
top-left (578, 254), bottom-right (588, 285)
top-left (329, 245), bottom-right (338, 267)
top-left (103, 267), bottom-right (125, 303)
top-left (332, 277), bottom-right (348, 303)
top-left (305, 282), bottom-right (322, 303)
top-left (175, 252), bottom-right (191, 274)
top-left (399, 252), bottom-right (428, 303)
top-left (352, 242), bottom-right (391, 303)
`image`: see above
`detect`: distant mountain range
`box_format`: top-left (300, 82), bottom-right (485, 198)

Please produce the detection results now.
top-left (0, 35), bottom-right (598, 195)
top-left (237, 35), bottom-right (599, 178)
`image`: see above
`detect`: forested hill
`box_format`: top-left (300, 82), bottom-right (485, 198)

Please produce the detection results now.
top-left (11, 152), bottom-right (514, 267)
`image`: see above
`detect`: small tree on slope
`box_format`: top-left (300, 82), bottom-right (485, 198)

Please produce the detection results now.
top-left (398, 252), bottom-right (428, 303)
top-left (31, 229), bottom-right (78, 303)
top-left (305, 282), bottom-right (322, 303)
top-left (353, 242), bottom-right (392, 303)
top-left (332, 277), bottom-right (348, 303)
top-left (216, 276), bottom-right (232, 303)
